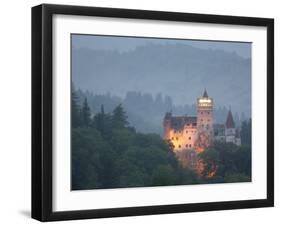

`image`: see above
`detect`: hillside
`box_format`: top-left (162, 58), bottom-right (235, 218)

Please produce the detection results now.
top-left (72, 43), bottom-right (251, 118)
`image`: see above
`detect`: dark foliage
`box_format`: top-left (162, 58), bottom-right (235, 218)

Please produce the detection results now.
top-left (240, 119), bottom-right (251, 145)
top-left (71, 90), bottom-right (198, 189)
top-left (71, 88), bottom-right (251, 189)
top-left (198, 141), bottom-right (251, 183)
top-left (80, 98), bottom-right (91, 127)
top-left (71, 84), bottom-right (81, 128)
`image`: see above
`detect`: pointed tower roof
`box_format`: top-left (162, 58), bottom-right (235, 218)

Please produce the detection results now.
top-left (225, 110), bottom-right (235, 128)
top-left (164, 112), bottom-right (172, 119)
top-left (203, 89), bottom-right (208, 98)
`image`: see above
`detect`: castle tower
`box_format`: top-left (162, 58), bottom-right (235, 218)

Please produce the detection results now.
top-left (225, 109), bottom-right (236, 143)
top-left (197, 89), bottom-right (214, 133)
top-left (195, 89), bottom-right (214, 151)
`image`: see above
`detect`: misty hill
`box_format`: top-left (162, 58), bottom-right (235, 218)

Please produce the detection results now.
top-left (72, 43), bottom-right (251, 117)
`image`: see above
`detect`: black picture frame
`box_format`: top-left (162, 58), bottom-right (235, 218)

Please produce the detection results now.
top-left (32, 3), bottom-right (274, 222)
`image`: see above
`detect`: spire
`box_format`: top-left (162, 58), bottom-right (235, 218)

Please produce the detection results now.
top-left (203, 88), bottom-right (208, 98)
top-left (225, 110), bottom-right (235, 128)
top-left (164, 111), bottom-right (172, 119)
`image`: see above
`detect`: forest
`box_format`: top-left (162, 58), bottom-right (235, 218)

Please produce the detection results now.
top-left (71, 87), bottom-right (252, 190)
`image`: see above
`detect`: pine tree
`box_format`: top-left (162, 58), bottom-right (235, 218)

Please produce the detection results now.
top-left (93, 104), bottom-right (113, 139)
top-left (71, 84), bottom-right (81, 128)
top-left (81, 97), bottom-right (91, 127)
top-left (112, 104), bottom-right (128, 128)
top-left (93, 105), bottom-right (106, 133)
top-left (240, 118), bottom-right (251, 145)
top-left (101, 104), bottom-right (105, 115)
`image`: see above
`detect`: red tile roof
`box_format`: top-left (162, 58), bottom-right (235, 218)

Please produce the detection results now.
top-left (225, 110), bottom-right (235, 128)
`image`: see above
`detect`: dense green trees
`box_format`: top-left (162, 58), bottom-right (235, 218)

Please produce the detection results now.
top-left (71, 88), bottom-right (252, 190)
top-left (198, 141), bottom-right (251, 183)
top-left (112, 104), bottom-right (129, 128)
top-left (71, 85), bottom-right (81, 128)
top-left (240, 119), bottom-right (251, 145)
top-left (80, 98), bottom-right (91, 127)
top-left (71, 89), bottom-right (198, 190)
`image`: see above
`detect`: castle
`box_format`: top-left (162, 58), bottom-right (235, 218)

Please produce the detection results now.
top-left (163, 89), bottom-right (241, 170)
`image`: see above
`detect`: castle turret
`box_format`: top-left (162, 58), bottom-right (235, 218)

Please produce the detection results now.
top-left (197, 89), bottom-right (214, 134)
top-left (195, 89), bottom-right (214, 151)
top-left (225, 109), bottom-right (237, 143)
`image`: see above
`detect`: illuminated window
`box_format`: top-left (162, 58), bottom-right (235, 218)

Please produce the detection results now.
top-left (176, 137), bottom-right (178, 140)
top-left (171, 137), bottom-right (174, 140)
top-left (179, 145), bottom-right (181, 148)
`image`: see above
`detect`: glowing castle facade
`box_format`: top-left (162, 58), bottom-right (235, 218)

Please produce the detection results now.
top-left (163, 89), bottom-right (241, 170)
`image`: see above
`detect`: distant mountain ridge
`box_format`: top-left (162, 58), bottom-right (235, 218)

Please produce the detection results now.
top-left (72, 43), bottom-right (251, 117)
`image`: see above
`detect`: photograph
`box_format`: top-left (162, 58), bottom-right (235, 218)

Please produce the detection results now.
top-left (31, 3), bottom-right (274, 221)
top-left (71, 34), bottom-right (252, 190)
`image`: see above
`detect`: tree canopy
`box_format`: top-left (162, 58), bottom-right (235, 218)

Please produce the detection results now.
top-left (198, 141), bottom-right (251, 183)
top-left (71, 89), bottom-right (198, 189)
top-left (71, 88), bottom-right (251, 189)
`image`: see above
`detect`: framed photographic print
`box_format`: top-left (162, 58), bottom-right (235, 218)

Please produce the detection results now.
top-left (32, 4), bottom-right (274, 221)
